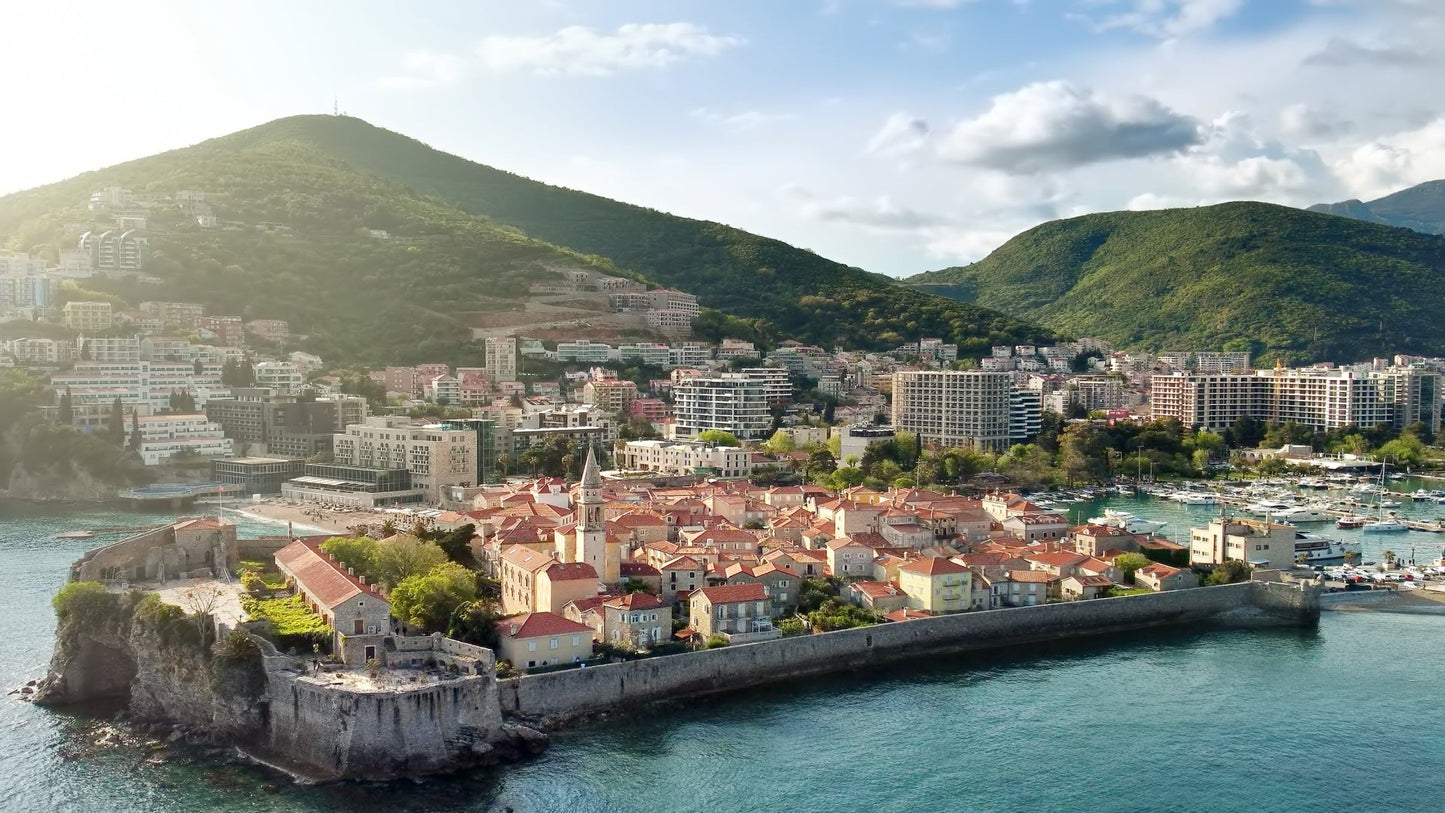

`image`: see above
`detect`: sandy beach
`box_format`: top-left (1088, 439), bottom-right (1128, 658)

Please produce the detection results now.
top-left (229, 501), bottom-right (387, 537)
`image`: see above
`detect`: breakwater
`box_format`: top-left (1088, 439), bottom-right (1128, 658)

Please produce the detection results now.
top-left (500, 580), bottom-right (1318, 725)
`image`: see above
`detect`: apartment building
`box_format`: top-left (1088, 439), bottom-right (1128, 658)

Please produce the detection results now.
top-left (254, 361), bottom-right (305, 395)
top-left (582, 379), bottom-right (638, 413)
top-left (63, 300), bottom-right (113, 332)
top-left (52, 361), bottom-right (231, 415)
top-left (555, 340), bottom-right (614, 364)
top-left (671, 374), bottom-right (772, 440)
top-left (134, 414), bottom-right (235, 465)
top-left (616, 439), bottom-right (757, 479)
top-left (891, 370), bottom-right (1013, 452)
top-left (740, 367), bottom-right (793, 404)
top-left (331, 417), bottom-right (477, 502)
top-left (485, 337), bottom-right (518, 382)
top-left (1151, 366), bottom-right (1440, 434)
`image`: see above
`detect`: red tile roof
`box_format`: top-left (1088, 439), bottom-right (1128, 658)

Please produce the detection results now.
top-left (1007, 569), bottom-right (1055, 583)
top-left (692, 583), bottom-right (766, 605)
top-left (620, 561), bottom-right (660, 577)
top-left (274, 539), bottom-right (386, 611)
top-left (898, 556), bottom-right (970, 576)
top-left (544, 561), bottom-right (598, 582)
top-left (496, 612), bottom-right (594, 639)
top-left (603, 593), bottom-right (669, 611)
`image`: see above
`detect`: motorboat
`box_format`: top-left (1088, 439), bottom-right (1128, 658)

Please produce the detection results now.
top-left (1244, 499), bottom-right (1294, 515)
top-left (1172, 491), bottom-right (1218, 505)
top-left (1336, 514), bottom-right (1370, 529)
top-left (1294, 532), bottom-right (1361, 564)
top-left (1086, 509), bottom-right (1166, 535)
top-left (1274, 506), bottom-right (1331, 523)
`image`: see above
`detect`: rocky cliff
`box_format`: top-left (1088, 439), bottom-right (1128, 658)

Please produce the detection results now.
top-left (34, 589), bottom-right (266, 743)
top-left (33, 585), bottom-right (544, 782)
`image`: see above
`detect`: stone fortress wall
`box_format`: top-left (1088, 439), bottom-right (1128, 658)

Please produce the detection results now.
top-left (498, 580), bottom-right (1318, 724)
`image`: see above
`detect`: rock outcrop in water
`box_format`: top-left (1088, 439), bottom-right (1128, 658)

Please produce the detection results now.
top-left (33, 586), bottom-right (545, 782)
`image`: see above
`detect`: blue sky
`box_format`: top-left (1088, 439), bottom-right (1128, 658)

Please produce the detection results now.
top-left (2, 0), bottom-right (1442, 275)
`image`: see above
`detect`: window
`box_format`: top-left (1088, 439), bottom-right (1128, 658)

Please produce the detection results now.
top-left (572, 635), bottom-right (581, 647)
top-left (527, 640), bottom-right (537, 652)
top-left (549, 638), bottom-right (559, 649)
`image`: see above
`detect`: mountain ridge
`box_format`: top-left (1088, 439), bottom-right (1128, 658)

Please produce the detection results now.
top-left (1308, 179), bottom-right (1445, 236)
top-left (901, 201), bottom-right (1445, 363)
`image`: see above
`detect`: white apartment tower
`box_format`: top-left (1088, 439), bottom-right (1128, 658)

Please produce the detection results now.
top-left (891, 370), bottom-right (1013, 452)
top-left (671, 374), bottom-right (772, 440)
top-left (485, 337), bottom-right (518, 383)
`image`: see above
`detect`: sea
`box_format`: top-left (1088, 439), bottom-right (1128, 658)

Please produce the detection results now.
top-left (3, 493), bottom-right (1445, 813)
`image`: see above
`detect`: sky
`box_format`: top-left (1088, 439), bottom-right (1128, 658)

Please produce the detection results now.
top-left (2, 0), bottom-right (1442, 276)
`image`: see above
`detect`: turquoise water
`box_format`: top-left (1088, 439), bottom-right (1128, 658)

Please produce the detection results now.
top-left (4, 500), bottom-right (1445, 812)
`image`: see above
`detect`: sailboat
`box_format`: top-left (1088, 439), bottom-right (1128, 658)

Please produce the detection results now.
top-left (1362, 460), bottom-right (1407, 534)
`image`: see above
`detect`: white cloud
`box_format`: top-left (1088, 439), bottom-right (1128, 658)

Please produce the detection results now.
top-left (1279, 103), bottom-right (1352, 139)
top-left (691, 108), bottom-right (794, 131)
top-left (798, 192), bottom-right (952, 231)
top-left (1332, 118), bottom-right (1445, 200)
top-left (1085, 0), bottom-right (1243, 38)
top-left (477, 23), bottom-right (743, 76)
top-left (865, 112), bottom-right (931, 157)
top-left (378, 51), bottom-right (468, 90)
top-left (936, 81), bottom-right (1201, 173)
top-left (1302, 37), bottom-right (1431, 67)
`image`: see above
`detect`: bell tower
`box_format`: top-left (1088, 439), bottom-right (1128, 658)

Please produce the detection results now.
top-left (577, 443), bottom-right (615, 583)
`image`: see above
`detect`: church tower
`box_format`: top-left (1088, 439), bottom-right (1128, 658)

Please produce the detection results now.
top-left (576, 443), bottom-right (617, 584)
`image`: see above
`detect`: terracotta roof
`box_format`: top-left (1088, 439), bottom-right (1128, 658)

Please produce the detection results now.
top-left (563, 595), bottom-right (612, 615)
top-left (620, 561), bottom-right (661, 577)
top-left (1007, 569), bottom-right (1055, 583)
top-left (496, 612), bottom-right (594, 639)
top-left (544, 561), bottom-right (598, 582)
top-left (692, 583), bottom-right (766, 604)
top-left (850, 580), bottom-right (902, 599)
top-left (661, 555), bottom-right (703, 571)
top-left (883, 608), bottom-right (931, 622)
top-left (502, 545), bottom-right (556, 572)
top-left (1066, 575), bottom-right (1115, 588)
top-left (603, 593), bottom-right (669, 611)
top-left (274, 539), bottom-right (386, 611)
top-left (1138, 563), bottom-right (1181, 578)
top-left (898, 556), bottom-right (970, 576)
top-left (1027, 552), bottom-right (1089, 568)
top-left (827, 536), bottom-right (869, 550)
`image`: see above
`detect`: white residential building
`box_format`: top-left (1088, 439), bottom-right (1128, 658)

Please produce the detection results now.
top-left (556, 340), bottom-right (615, 364)
top-left (134, 414), bottom-right (235, 465)
top-left (616, 439), bottom-right (757, 479)
top-left (254, 361), bottom-right (305, 395)
top-left (331, 417), bottom-right (477, 502)
top-left (671, 374), bottom-right (772, 441)
top-left (485, 337), bottom-right (518, 382)
top-left (891, 370), bottom-right (1013, 452)
top-left (51, 361), bottom-right (231, 415)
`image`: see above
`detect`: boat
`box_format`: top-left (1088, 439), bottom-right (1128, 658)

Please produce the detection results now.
top-left (1361, 461), bottom-right (1407, 533)
top-left (1172, 491), bottom-right (1218, 505)
top-left (1336, 514), bottom-right (1370, 529)
top-left (1243, 499), bottom-right (1294, 515)
top-left (1295, 532), bottom-right (1362, 564)
top-left (52, 530), bottom-right (96, 539)
top-left (1086, 509), bottom-right (1166, 535)
top-left (1274, 506), bottom-right (1331, 523)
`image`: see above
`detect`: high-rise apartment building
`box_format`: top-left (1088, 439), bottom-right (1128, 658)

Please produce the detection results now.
top-left (891, 370), bottom-right (1013, 452)
top-left (331, 417), bottom-right (477, 502)
top-left (671, 374), bottom-right (771, 440)
top-left (485, 337), bottom-right (518, 382)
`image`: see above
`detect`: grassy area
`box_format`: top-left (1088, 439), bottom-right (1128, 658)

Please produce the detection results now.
top-left (242, 593), bottom-right (330, 637)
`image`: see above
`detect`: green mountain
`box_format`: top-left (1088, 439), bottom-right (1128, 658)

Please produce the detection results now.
top-left (198, 115), bottom-right (1057, 354)
top-left (1309, 179), bottom-right (1445, 235)
top-left (901, 202), bottom-right (1445, 363)
top-left (0, 115), bottom-right (1055, 365)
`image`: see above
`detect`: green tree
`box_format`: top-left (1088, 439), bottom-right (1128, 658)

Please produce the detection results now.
top-left (128, 409), bottom-right (141, 451)
top-left (57, 386), bottom-right (73, 426)
top-left (321, 535), bottom-right (381, 580)
top-left (372, 534), bottom-right (449, 589)
top-left (696, 429), bottom-right (741, 447)
top-left (1115, 552), bottom-right (1151, 584)
top-left (107, 397), bottom-right (125, 446)
top-left (389, 563), bottom-right (478, 634)
top-left (761, 429), bottom-right (795, 455)
top-left (1205, 560), bottom-right (1252, 585)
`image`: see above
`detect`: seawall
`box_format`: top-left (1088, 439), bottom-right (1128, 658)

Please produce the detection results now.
top-left (500, 581), bottom-right (1318, 724)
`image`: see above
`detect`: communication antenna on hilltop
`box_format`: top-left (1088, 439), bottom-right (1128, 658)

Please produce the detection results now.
top-left (333, 97), bottom-right (339, 116)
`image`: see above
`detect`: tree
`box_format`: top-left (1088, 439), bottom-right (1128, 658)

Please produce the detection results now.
top-left (180, 583), bottom-right (225, 644)
top-left (1343, 549), bottom-right (1359, 565)
top-left (107, 397), bottom-right (125, 446)
top-left (57, 386), bottom-right (73, 426)
top-left (321, 535), bottom-right (381, 580)
top-left (1115, 552), bottom-right (1151, 584)
top-left (419, 523), bottom-right (479, 570)
top-left (696, 429), bottom-right (741, 447)
top-left (389, 563), bottom-right (478, 634)
top-left (372, 534), bottom-right (449, 589)
top-left (761, 429), bottom-right (795, 455)
top-left (1205, 559), bottom-right (1252, 585)
top-left (128, 409), bottom-right (141, 451)
top-left (448, 598), bottom-right (504, 647)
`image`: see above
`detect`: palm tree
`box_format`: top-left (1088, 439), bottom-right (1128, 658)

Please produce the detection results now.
top-left (1383, 550), bottom-right (1397, 569)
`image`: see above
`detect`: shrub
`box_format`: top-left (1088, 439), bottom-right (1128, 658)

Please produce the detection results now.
top-left (52, 581), bottom-right (111, 620)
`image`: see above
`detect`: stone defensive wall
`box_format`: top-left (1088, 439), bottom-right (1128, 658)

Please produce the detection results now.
top-left (499, 581), bottom-right (1318, 724)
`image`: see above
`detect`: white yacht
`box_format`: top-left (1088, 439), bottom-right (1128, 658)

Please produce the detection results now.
top-left (1294, 532), bottom-right (1361, 564)
top-left (1086, 509), bottom-right (1166, 535)
top-left (1172, 491), bottom-right (1217, 505)
top-left (1362, 517), bottom-right (1407, 533)
top-left (1274, 506), bottom-right (1331, 523)
top-left (1243, 498), bottom-right (1294, 515)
